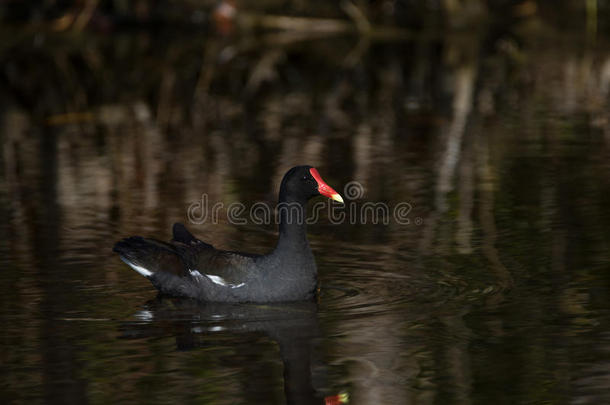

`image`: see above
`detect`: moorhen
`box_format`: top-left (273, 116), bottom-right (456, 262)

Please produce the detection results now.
top-left (113, 165), bottom-right (343, 302)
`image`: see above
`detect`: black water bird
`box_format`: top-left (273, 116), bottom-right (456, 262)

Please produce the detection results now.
top-left (113, 165), bottom-right (343, 302)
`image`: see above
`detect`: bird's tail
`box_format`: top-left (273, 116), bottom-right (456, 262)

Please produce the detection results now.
top-left (113, 236), bottom-right (186, 278)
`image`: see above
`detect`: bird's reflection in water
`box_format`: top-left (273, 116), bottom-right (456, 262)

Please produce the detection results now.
top-left (120, 297), bottom-right (343, 405)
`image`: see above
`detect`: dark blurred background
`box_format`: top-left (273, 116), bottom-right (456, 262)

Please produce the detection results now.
top-left (1, 1), bottom-right (610, 404)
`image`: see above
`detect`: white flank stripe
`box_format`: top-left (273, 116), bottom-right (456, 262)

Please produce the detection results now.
top-left (206, 274), bottom-right (229, 286)
top-left (190, 269), bottom-right (244, 289)
top-left (122, 257), bottom-right (153, 277)
top-left (134, 310), bottom-right (154, 321)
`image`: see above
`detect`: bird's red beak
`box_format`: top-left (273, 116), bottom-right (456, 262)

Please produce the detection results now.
top-left (310, 168), bottom-right (344, 203)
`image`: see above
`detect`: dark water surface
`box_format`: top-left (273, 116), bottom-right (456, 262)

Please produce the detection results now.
top-left (2, 18), bottom-right (610, 405)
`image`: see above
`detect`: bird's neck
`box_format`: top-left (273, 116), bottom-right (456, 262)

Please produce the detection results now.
top-left (276, 192), bottom-right (309, 252)
top-left (267, 190), bottom-right (316, 280)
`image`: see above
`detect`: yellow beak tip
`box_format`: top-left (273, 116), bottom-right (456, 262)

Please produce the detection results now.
top-left (331, 194), bottom-right (344, 204)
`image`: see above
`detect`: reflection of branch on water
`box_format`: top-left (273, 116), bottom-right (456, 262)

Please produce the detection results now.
top-left (242, 14), bottom-right (353, 35)
top-left (475, 128), bottom-right (513, 290)
top-left (238, 4), bottom-right (410, 40)
top-left (420, 51), bottom-right (477, 254)
top-left (456, 130), bottom-right (474, 255)
top-left (436, 64), bottom-right (476, 211)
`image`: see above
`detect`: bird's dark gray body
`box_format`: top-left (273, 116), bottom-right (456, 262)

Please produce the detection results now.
top-left (114, 223), bottom-right (318, 302)
top-left (113, 166), bottom-right (339, 303)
